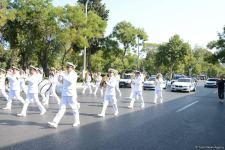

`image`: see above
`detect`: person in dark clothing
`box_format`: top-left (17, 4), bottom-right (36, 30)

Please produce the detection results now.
top-left (217, 75), bottom-right (225, 102)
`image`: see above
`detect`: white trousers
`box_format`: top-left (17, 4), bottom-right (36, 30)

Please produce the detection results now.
top-left (129, 91), bottom-right (144, 106)
top-left (6, 90), bottom-right (25, 108)
top-left (0, 89), bottom-right (8, 101)
top-left (82, 82), bottom-right (92, 94)
top-left (53, 96), bottom-right (80, 124)
top-left (115, 82), bottom-right (121, 96)
top-left (45, 85), bottom-right (60, 105)
top-left (100, 95), bottom-right (118, 115)
top-left (154, 90), bottom-right (163, 103)
top-left (94, 82), bottom-right (103, 95)
top-left (20, 93), bottom-right (46, 115)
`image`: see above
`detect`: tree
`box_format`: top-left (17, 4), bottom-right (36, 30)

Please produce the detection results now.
top-left (157, 35), bottom-right (191, 80)
top-left (77, 0), bottom-right (109, 70)
top-left (112, 21), bottom-right (148, 69)
top-left (207, 26), bottom-right (225, 63)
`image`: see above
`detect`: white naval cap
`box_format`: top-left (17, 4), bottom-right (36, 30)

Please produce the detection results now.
top-left (0, 68), bottom-right (6, 72)
top-left (29, 65), bottom-right (38, 70)
top-left (66, 62), bottom-right (76, 68)
top-left (12, 66), bottom-right (20, 71)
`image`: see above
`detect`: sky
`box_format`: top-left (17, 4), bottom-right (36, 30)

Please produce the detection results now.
top-left (53, 0), bottom-right (225, 48)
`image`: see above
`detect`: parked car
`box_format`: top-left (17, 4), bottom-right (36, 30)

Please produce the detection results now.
top-left (143, 77), bottom-right (166, 90)
top-left (119, 73), bottom-right (132, 88)
top-left (204, 78), bottom-right (218, 88)
top-left (171, 78), bottom-right (196, 92)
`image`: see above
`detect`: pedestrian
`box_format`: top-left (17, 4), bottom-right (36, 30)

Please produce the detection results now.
top-left (48, 62), bottom-right (80, 128)
top-left (2, 66), bottom-right (25, 110)
top-left (217, 75), bottom-right (224, 103)
top-left (82, 71), bottom-right (93, 94)
top-left (93, 72), bottom-right (103, 96)
top-left (0, 68), bottom-right (8, 101)
top-left (128, 70), bottom-right (145, 109)
top-left (43, 67), bottom-right (60, 106)
top-left (154, 73), bottom-right (164, 104)
top-left (17, 66), bottom-right (46, 117)
top-left (97, 68), bottom-right (119, 117)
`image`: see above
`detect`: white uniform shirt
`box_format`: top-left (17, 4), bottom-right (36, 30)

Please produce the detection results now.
top-left (105, 76), bottom-right (117, 96)
top-left (27, 73), bottom-right (40, 94)
top-left (6, 73), bottom-right (20, 91)
top-left (133, 75), bottom-right (144, 92)
top-left (0, 74), bottom-right (6, 90)
top-left (95, 75), bottom-right (102, 84)
top-left (61, 71), bottom-right (77, 97)
top-left (49, 75), bottom-right (58, 86)
top-left (155, 78), bottom-right (163, 91)
top-left (86, 75), bottom-right (92, 83)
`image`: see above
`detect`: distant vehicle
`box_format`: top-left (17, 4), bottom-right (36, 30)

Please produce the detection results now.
top-left (167, 74), bottom-right (186, 85)
top-left (119, 73), bottom-right (132, 88)
top-left (204, 78), bottom-right (218, 88)
top-left (143, 77), bottom-right (166, 90)
top-left (171, 78), bottom-right (196, 92)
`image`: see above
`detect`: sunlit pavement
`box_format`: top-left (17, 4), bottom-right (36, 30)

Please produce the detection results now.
top-left (0, 81), bottom-right (224, 150)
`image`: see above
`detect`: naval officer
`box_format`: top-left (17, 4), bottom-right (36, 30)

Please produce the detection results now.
top-left (3, 66), bottom-right (25, 110)
top-left (0, 68), bottom-right (8, 101)
top-left (97, 68), bottom-right (119, 117)
top-left (128, 70), bottom-right (145, 109)
top-left (17, 66), bottom-right (46, 117)
top-left (48, 62), bottom-right (80, 128)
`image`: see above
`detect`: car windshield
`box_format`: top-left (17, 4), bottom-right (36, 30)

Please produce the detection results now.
top-left (177, 79), bottom-right (191, 82)
top-left (173, 75), bottom-right (185, 80)
top-left (123, 75), bottom-right (131, 79)
top-left (148, 77), bottom-right (155, 81)
top-left (207, 78), bottom-right (217, 81)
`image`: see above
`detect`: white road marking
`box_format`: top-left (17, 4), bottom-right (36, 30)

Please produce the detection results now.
top-left (176, 101), bottom-right (199, 112)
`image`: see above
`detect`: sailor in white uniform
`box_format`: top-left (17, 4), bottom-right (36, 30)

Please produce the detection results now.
top-left (19, 69), bottom-right (27, 95)
top-left (17, 66), bottom-right (46, 117)
top-left (115, 71), bottom-right (122, 97)
top-left (154, 73), bottom-right (164, 104)
top-left (93, 72), bottom-right (103, 96)
top-left (97, 68), bottom-right (119, 117)
top-left (43, 67), bottom-right (60, 106)
top-left (82, 72), bottom-right (93, 94)
top-left (48, 62), bottom-right (80, 128)
top-left (0, 68), bottom-right (8, 101)
top-left (128, 70), bottom-right (145, 109)
top-left (3, 66), bottom-right (25, 110)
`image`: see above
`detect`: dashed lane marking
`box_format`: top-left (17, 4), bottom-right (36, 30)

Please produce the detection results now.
top-left (176, 100), bottom-right (199, 112)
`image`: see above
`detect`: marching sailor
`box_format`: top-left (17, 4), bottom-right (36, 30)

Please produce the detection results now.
top-left (19, 69), bottom-right (27, 95)
top-left (43, 67), bottom-right (60, 106)
top-left (154, 73), bottom-right (164, 104)
top-left (0, 68), bottom-right (8, 101)
top-left (3, 66), bottom-right (25, 110)
top-left (115, 71), bottom-right (122, 97)
top-left (128, 70), bottom-right (145, 109)
top-left (97, 68), bottom-right (119, 117)
top-left (48, 62), bottom-right (80, 128)
top-left (93, 72), bottom-right (103, 96)
top-left (82, 72), bottom-right (93, 94)
top-left (17, 66), bottom-right (46, 117)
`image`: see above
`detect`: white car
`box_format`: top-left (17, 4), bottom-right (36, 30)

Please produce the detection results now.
top-left (204, 78), bottom-right (217, 88)
top-left (119, 74), bottom-right (132, 88)
top-left (171, 78), bottom-right (196, 92)
top-left (143, 77), bottom-right (166, 90)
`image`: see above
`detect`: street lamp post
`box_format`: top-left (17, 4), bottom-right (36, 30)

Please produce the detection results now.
top-left (83, 0), bottom-right (89, 78)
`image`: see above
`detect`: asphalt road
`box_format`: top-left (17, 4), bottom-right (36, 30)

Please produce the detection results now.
top-left (0, 81), bottom-right (224, 150)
